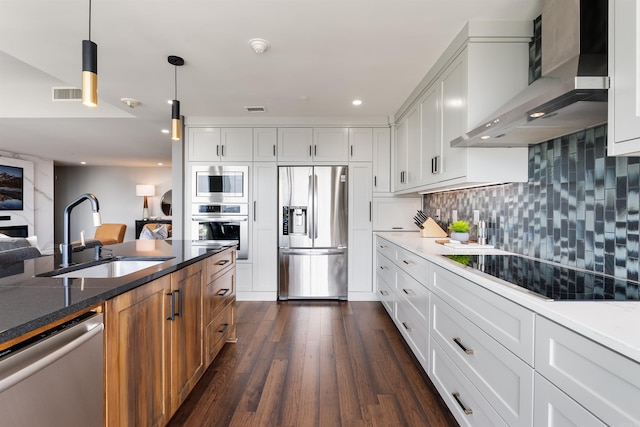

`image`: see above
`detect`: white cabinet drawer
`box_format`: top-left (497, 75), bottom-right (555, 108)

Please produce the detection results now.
top-left (430, 340), bottom-right (508, 427)
top-left (431, 263), bottom-right (535, 364)
top-left (397, 268), bottom-right (429, 322)
top-left (395, 301), bottom-right (429, 367)
top-left (376, 274), bottom-right (395, 317)
top-left (395, 246), bottom-right (428, 283)
top-left (534, 373), bottom-right (606, 427)
top-left (375, 251), bottom-right (395, 287)
top-left (535, 317), bottom-right (640, 427)
top-left (431, 294), bottom-right (533, 426)
top-left (375, 237), bottom-right (396, 259)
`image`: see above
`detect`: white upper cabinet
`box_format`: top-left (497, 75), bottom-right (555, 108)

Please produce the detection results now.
top-left (278, 128), bottom-right (349, 162)
top-left (608, 0), bottom-right (640, 156)
top-left (253, 128), bottom-right (278, 162)
top-left (188, 127), bottom-right (253, 162)
top-left (313, 128), bottom-right (349, 162)
top-left (277, 128), bottom-right (314, 161)
top-left (348, 128), bottom-right (374, 162)
top-left (372, 128), bottom-right (391, 193)
top-left (393, 22), bottom-right (531, 194)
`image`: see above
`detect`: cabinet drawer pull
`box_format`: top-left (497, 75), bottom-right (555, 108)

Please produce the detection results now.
top-left (391, 227), bottom-right (403, 230)
top-left (379, 245), bottom-right (387, 249)
top-left (314, 145), bottom-right (317, 156)
top-left (218, 323), bottom-right (229, 334)
top-left (402, 260), bottom-right (414, 265)
top-left (402, 288), bottom-right (415, 295)
top-left (350, 145), bottom-right (353, 157)
top-left (215, 259), bottom-right (230, 266)
top-left (273, 144), bottom-right (276, 156)
top-left (174, 289), bottom-right (182, 317)
top-left (217, 288), bottom-right (230, 297)
top-left (401, 322), bottom-right (412, 332)
top-left (379, 265), bottom-right (387, 270)
top-left (452, 392), bottom-right (473, 415)
top-left (216, 145), bottom-right (220, 156)
top-left (374, 176), bottom-right (377, 187)
top-left (453, 337), bottom-right (474, 355)
top-left (379, 290), bottom-right (389, 296)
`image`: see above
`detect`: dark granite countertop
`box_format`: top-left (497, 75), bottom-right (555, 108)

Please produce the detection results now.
top-left (0, 240), bottom-right (229, 347)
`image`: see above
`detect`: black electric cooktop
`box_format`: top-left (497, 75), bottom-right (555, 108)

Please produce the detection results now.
top-left (443, 254), bottom-right (640, 301)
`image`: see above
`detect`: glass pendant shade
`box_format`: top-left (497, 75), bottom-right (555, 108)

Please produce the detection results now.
top-left (82, 40), bottom-right (97, 107)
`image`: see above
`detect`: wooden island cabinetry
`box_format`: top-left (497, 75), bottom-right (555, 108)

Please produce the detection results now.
top-left (104, 247), bottom-right (236, 426)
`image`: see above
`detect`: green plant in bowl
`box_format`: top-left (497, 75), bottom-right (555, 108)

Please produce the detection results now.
top-left (448, 254), bottom-right (472, 266)
top-left (449, 220), bottom-right (470, 232)
top-left (449, 220), bottom-right (470, 243)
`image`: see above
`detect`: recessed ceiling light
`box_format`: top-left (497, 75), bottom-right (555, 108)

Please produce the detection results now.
top-left (157, 163), bottom-right (164, 166)
top-left (352, 99), bottom-right (362, 106)
top-left (530, 111), bottom-right (545, 118)
top-left (161, 129), bottom-right (170, 134)
top-left (480, 135), bottom-right (491, 140)
top-left (80, 161), bottom-right (87, 165)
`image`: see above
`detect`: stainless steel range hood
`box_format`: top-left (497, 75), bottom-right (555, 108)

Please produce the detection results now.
top-left (452, 0), bottom-right (608, 148)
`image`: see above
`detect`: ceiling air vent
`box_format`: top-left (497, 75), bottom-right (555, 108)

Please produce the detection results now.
top-left (52, 87), bottom-right (82, 101)
top-left (244, 106), bottom-right (266, 113)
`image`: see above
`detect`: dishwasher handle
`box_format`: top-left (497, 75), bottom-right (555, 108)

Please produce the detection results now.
top-left (0, 313), bottom-right (104, 393)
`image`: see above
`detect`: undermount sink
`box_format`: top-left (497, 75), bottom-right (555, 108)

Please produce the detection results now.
top-left (39, 257), bottom-right (174, 278)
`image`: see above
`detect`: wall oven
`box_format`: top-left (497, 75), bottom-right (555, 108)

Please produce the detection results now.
top-left (192, 165), bottom-right (248, 204)
top-left (191, 204), bottom-right (248, 260)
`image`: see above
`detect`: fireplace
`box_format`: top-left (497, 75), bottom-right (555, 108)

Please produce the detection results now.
top-left (0, 225), bottom-right (29, 237)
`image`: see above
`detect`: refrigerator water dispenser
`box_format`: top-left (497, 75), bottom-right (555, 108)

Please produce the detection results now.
top-left (282, 206), bottom-right (307, 235)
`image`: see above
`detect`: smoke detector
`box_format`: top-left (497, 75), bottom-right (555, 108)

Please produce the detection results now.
top-left (249, 38), bottom-right (271, 54)
top-left (121, 98), bottom-right (141, 108)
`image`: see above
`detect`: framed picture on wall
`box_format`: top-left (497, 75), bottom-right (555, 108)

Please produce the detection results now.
top-left (0, 164), bottom-right (24, 211)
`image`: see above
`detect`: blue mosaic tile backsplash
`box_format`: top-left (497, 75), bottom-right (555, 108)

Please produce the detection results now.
top-left (423, 124), bottom-right (640, 281)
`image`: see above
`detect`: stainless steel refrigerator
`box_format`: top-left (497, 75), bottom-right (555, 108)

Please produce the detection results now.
top-left (278, 166), bottom-right (348, 300)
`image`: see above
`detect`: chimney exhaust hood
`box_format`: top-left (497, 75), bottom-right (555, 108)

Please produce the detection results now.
top-left (451, 0), bottom-right (608, 148)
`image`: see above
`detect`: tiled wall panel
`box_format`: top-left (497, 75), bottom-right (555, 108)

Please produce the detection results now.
top-left (423, 124), bottom-right (640, 281)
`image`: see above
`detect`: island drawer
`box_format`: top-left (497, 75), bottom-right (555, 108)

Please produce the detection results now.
top-left (376, 236), bottom-right (396, 259)
top-left (205, 268), bottom-right (235, 322)
top-left (205, 248), bottom-right (235, 283)
top-left (395, 246), bottom-right (429, 283)
top-left (205, 303), bottom-right (235, 365)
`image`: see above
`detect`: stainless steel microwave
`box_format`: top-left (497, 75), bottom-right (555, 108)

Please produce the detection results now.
top-left (192, 165), bottom-right (248, 204)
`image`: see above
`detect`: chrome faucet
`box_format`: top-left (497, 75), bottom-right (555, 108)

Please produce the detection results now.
top-left (61, 193), bottom-right (102, 267)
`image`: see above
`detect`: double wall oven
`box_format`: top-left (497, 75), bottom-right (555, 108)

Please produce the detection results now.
top-left (191, 166), bottom-right (249, 259)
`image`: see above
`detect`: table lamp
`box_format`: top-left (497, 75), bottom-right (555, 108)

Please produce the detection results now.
top-left (136, 184), bottom-right (155, 219)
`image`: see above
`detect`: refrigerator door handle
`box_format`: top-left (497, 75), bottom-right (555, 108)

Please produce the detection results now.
top-left (308, 174), bottom-right (314, 239)
top-left (313, 174), bottom-right (319, 239)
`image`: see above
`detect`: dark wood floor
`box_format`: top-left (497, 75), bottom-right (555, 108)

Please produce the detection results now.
top-left (168, 301), bottom-right (458, 427)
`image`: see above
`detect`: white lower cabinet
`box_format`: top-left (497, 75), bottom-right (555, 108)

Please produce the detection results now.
top-left (533, 373), bottom-right (606, 427)
top-left (430, 340), bottom-right (508, 427)
top-left (431, 294), bottom-right (533, 426)
top-left (535, 317), bottom-right (640, 427)
top-left (375, 235), bottom-right (640, 427)
top-left (395, 300), bottom-right (429, 368)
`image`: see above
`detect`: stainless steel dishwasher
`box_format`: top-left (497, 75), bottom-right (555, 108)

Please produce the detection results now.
top-left (0, 311), bottom-right (104, 427)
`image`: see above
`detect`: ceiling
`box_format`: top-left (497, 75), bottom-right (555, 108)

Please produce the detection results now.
top-left (0, 0), bottom-right (541, 167)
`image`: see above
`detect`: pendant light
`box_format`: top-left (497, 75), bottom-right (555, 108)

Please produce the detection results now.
top-left (82, 0), bottom-right (98, 107)
top-left (168, 55), bottom-right (185, 141)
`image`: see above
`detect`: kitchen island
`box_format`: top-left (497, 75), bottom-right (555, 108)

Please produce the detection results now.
top-left (0, 240), bottom-right (237, 426)
top-left (376, 231), bottom-right (640, 426)
top-left (0, 240), bottom-right (228, 349)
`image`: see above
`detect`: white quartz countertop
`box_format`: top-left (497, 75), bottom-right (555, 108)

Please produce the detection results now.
top-left (376, 231), bottom-right (640, 364)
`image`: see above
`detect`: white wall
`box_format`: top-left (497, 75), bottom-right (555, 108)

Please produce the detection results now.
top-left (55, 166), bottom-right (172, 244)
top-left (0, 151), bottom-right (55, 254)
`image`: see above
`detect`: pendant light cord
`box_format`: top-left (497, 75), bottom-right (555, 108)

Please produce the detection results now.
top-left (174, 65), bottom-right (178, 100)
